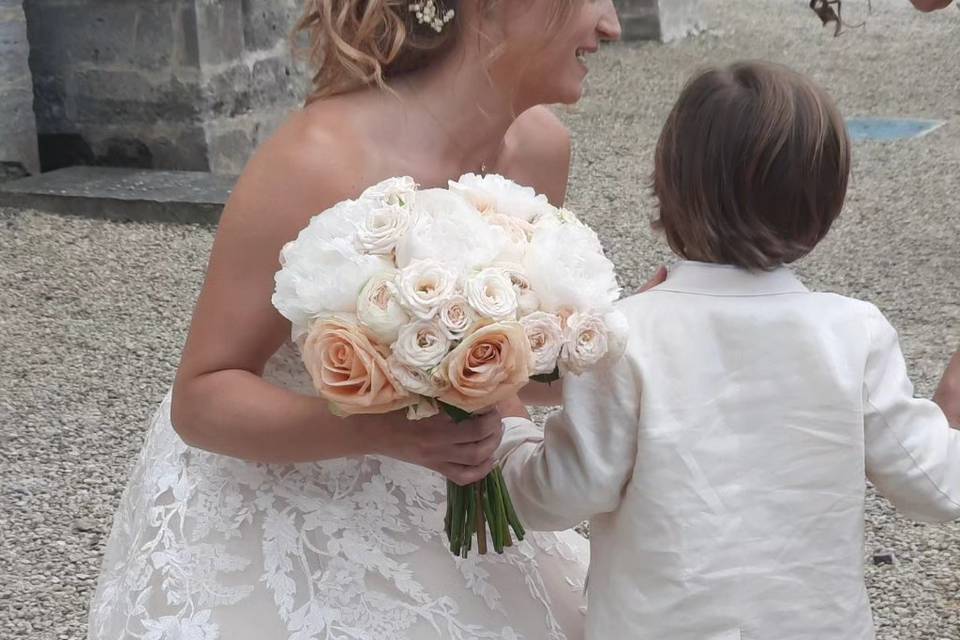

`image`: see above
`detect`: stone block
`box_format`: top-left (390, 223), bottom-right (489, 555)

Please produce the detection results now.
top-left (206, 122), bottom-right (255, 174)
top-left (241, 0), bottom-right (300, 52)
top-left (23, 2), bottom-right (139, 73)
top-left (0, 166), bottom-right (234, 224)
top-left (657, 0), bottom-right (704, 42)
top-left (149, 124), bottom-right (210, 171)
top-left (72, 68), bottom-right (201, 124)
top-left (177, 4), bottom-right (201, 68)
top-left (132, 3), bottom-right (180, 71)
top-left (30, 73), bottom-right (67, 131)
top-left (195, 0), bottom-right (245, 67)
top-left (250, 56), bottom-right (300, 109)
top-left (614, 0), bottom-right (703, 42)
top-left (0, 0), bottom-right (38, 174)
top-left (203, 63), bottom-right (253, 117)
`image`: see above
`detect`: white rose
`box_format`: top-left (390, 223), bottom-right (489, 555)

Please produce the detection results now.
top-left (496, 263), bottom-right (540, 316)
top-left (360, 176), bottom-right (417, 208)
top-left (524, 223), bottom-right (620, 314)
top-left (521, 312), bottom-right (564, 375)
top-left (392, 321), bottom-right (451, 371)
top-left (449, 173), bottom-right (558, 223)
top-left (356, 272), bottom-right (410, 343)
top-left (356, 203), bottom-right (414, 255)
top-left (395, 189), bottom-right (505, 272)
top-left (561, 312), bottom-right (612, 375)
top-left (465, 268), bottom-right (519, 321)
top-left (273, 236), bottom-right (392, 341)
top-left (438, 296), bottom-right (477, 340)
top-left (388, 354), bottom-right (449, 398)
top-left (396, 259), bottom-right (459, 320)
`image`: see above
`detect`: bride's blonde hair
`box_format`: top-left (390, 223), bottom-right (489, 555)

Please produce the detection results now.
top-left (295, 0), bottom-right (579, 103)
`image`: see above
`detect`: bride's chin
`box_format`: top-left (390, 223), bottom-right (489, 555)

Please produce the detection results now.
top-left (552, 82), bottom-right (586, 105)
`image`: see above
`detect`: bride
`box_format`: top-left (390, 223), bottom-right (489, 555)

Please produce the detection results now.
top-left (88, 1), bottom-right (624, 638)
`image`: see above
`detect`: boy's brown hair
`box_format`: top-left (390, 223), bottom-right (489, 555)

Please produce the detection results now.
top-left (652, 61), bottom-right (851, 271)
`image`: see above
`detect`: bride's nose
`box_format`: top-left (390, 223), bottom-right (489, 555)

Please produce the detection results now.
top-left (598, 0), bottom-right (623, 42)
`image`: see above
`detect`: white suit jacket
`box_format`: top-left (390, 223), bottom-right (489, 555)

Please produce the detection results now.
top-left (500, 261), bottom-right (960, 640)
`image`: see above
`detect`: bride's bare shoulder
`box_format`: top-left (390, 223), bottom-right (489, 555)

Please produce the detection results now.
top-left (500, 106), bottom-right (572, 205)
top-left (220, 96), bottom-right (380, 233)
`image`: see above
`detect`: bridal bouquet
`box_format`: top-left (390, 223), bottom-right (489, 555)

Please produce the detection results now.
top-left (272, 173), bottom-right (627, 558)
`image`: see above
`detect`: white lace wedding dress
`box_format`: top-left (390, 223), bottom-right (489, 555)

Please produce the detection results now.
top-left (88, 343), bottom-right (589, 640)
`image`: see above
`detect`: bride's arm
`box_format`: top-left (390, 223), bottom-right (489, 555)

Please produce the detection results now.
top-left (170, 121), bottom-right (499, 485)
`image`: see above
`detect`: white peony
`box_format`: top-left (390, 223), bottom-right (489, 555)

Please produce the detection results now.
top-left (360, 176), bottom-right (417, 208)
top-left (561, 312), bottom-right (619, 375)
top-left (523, 223), bottom-right (620, 314)
top-left (356, 203), bottom-right (414, 255)
top-left (273, 235), bottom-right (392, 340)
top-left (392, 320), bottom-right (451, 370)
top-left (395, 188), bottom-right (506, 272)
top-left (449, 173), bottom-right (558, 223)
top-left (521, 312), bottom-right (564, 375)
top-left (496, 263), bottom-right (540, 316)
top-left (395, 259), bottom-right (459, 320)
top-left (389, 355), bottom-right (448, 398)
top-left (356, 272), bottom-right (410, 343)
top-left (437, 296), bottom-right (477, 340)
top-left (465, 267), bottom-right (519, 321)
top-left (485, 213), bottom-right (534, 263)
top-left (532, 206), bottom-right (585, 231)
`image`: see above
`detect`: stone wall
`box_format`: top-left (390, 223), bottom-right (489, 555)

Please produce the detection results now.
top-left (0, 0), bottom-right (39, 179)
top-left (23, 0), bottom-right (307, 174)
top-left (615, 0), bottom-right (704, 43)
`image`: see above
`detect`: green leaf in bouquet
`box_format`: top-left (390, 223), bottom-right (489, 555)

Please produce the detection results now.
top-left (531, 367), bottom-right (561, 385)
top-left (440, 402), bottom-right (474, 424)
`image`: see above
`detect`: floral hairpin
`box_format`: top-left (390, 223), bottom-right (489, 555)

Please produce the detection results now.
top-left (409, 1), bottom-right (455, 33)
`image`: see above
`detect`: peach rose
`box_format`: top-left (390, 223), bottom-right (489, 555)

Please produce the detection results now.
top-left (303, 317), bottom-right (414, 416)
top-left (437, 321), bottom-right (534, 413)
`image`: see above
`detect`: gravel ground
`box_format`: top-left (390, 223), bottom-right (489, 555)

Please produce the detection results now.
top-left (2, 0), bottom-right (958, 638)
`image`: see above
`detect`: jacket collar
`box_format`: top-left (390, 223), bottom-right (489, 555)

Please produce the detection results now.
top-left (652, 261), bottom-right (809, 297)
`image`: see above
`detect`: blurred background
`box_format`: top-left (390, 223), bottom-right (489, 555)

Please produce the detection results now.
top-left (1, 1), bottom-right (958, 638)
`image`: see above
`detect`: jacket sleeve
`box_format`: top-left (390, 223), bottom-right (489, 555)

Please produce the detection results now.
top-left (863, 305), bottom-right (960, 523)
top-left (497, 352), bottom-right (642, 531)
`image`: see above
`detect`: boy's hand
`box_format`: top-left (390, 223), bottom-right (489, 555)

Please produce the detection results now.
top-left (933, 351), bottom-right (960, 428)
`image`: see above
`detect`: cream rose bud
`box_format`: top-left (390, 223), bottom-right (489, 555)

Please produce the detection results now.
top-left (356, 204), bottom-right (413, 255)
top-left (396, 259), bottom-right (459, 320)
top-left (388, 354), bottom-right (448, 398)
top-left (465, 268), bottom-right (519, 321)
top-left (521, 312), bottom-right (564, 375)
top-left (560, 312), bottom-right (611, 375)
top-left (356, 273), bottom-right (409, 343)
top-left (438, 296), bottom-right (477, 340)
top-left (392, 320), bottom-right (451, 370)
top-left (360, 176), bottom-right (417, 207)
